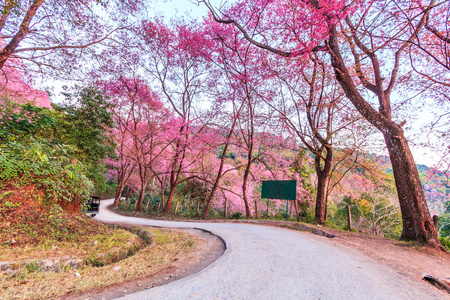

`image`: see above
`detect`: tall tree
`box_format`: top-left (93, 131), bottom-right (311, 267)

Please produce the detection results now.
top-left (54, 86), bottom-right (115, 192)
top-left (206, 19), bottom-right (276, 218)
top-left (136, 20), bottom-right (215, 214)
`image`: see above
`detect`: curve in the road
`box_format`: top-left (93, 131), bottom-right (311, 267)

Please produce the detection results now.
top-left (96, 199), bottom-right (445, 300)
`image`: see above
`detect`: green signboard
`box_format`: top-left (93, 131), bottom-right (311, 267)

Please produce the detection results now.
top-left (261, 180), bottom-right (296, 200)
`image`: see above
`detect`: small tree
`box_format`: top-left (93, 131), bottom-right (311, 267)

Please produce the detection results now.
top-left (54, 86), bottom-right (115, 193)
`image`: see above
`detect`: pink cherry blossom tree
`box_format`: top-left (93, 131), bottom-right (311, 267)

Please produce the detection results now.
top-left (0, 0), bottom-right (143, 72)
top-left (102, 77), bottom-right (170, 211)
top-left (135, 19), bottom-right (218, 214)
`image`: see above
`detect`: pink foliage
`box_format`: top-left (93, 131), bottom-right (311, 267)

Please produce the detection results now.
top-left (206, 0), bottom-right (352, 62)
top-left (0, 60), bottom-right (51, 109)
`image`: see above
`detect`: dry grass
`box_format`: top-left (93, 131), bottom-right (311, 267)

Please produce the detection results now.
top-left (0, 229), bottom-right (140, 263)
top-left (0, 229), bottom-right (196, 300)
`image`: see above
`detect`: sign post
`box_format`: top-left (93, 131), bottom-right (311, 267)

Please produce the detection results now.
top-left (261, 180), bottom-right (296, 220)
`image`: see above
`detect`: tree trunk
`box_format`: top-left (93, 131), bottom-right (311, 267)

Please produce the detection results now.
top-left (242, 177), bottom-right (252, 218)
top-left (224, 197), bottom-right (228, 219)
top-left (203, 181), bottom-right (220, 219)
top-left (202, 130), bottom-right (236, 218)
top-left (164, 185), bottom-right (176, 214)
top-left (315, 173), bottom-right (327, 225)
top-left (113, 179), bottom-right (126, 207)
top-left (113, 186), bottom-right (122, 207)
top-left (242, 97), bottom-right (254, 218)
top-left (294, 199), bottom-right (300, 222)
top-left (314, 146), bottom-right (332, 225)
top-left (383, 131), bottom-right (438, 245)
top-left (346, 204), bottom-right (352, 231)
top-left (175, 201), bottom-right (179, 215)
top-left (136, 188), bottom-right (145, 212)
top-left (160, 186), bottom-right (165, 205)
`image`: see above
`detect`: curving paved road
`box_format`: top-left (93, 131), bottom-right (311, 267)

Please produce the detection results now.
top-left (96, 199), bottom-right (444, 300)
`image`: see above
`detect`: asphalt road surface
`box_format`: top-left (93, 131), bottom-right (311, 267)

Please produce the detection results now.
top-left (96, 199), bottom-right (444, 300)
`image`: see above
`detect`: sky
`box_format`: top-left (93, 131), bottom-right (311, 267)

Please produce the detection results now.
top-left (149, 0), bottom-right (219, 20)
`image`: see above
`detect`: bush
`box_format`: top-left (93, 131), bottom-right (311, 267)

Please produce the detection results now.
top-left (0, 101), bottom-right (56, 142)
top-left (142, 194), bottom-right (163, 214)
top-left (228, 211), bottom-right (244, 219)
top-left (329, 194), bottom-right (402, 238)
top-left (0, 138), bottom-right (93, 209)
top-left (439, 236), bottom-right (450, 251)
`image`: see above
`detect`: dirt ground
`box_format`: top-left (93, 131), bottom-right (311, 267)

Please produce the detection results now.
top-left (325, 227), bottom-right (450, 293)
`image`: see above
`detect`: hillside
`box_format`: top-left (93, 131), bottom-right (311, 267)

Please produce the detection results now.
top-left (373, 155), bottom-right (449, 215)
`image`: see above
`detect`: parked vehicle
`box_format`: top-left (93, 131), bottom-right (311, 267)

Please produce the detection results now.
top-left (86, 196), bottom-right (100, 217)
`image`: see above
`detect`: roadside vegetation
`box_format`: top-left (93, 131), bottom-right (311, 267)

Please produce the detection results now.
top-left (0, 226), bottom-right (196, 300)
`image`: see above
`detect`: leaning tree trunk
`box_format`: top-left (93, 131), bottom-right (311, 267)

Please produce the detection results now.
top-left (202, 131), bottom-right (234, 218)
top-left (163, 156), bottom-right (181, 214)
top-left (113, 177), bottom-right (126, 207)
top-left (327, 25), bottom-right (438, 247)
top-left (163, 130), bottom-right (186, 214)
top-left (384, 130), bottom-right (438, 245)
top-left (113, 185), bottom-right (123, 207)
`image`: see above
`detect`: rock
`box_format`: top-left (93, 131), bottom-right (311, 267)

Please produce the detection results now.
top-left (0, 262), bottom-right (11, 272)
top-left (423, 274), bottom-right (450, 293)
top-left (41, 260), bottom-right (57, 272)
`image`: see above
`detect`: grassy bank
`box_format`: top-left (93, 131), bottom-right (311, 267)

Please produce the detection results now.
top-left (0, 213), bottom-right (197, 299)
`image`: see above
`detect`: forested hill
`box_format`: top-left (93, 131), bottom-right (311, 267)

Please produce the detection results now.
top-left (373, 155), bottom-right (449, 214)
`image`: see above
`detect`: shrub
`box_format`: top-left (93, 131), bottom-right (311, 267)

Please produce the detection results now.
top-left (0, 101), bottom-right (56, 142)
top-left (330, 194), bottom-right (402, 238)
top-left (439, 236), bottom-right (450, 251)
top-left (0, 138), bottom-right (93, 210)
top-left (228, 211), bottom-right (244, 219)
